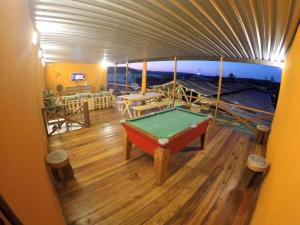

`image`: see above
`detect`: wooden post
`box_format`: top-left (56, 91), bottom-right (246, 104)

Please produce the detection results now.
top-left (189, 89), bottom-right (193, 103)
top-left (126, 61), bottom-right (129, 94)
top-left (113, 63), bottom-right (117, 93)
top-left (154, 148), bottom-right (170, 185)
top-left (122, 129), bottom-right (132, 160)
top-left (172, 56), bottom-right (177, 106)
top-left (83, 101), bottom-right (90, 127)
top-left (213, 56), bottom-right (223, 124)
top-left (200, 126), bottom-right (209, 150)
top-left (41, 108), bottom-right (50, 136)
top-left (141, 60), bottom-right (147, 94)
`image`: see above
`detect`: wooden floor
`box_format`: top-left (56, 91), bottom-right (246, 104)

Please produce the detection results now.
top-left (48, 108), bottom-right (264, 225)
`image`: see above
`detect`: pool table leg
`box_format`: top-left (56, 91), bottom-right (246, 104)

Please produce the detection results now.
top-left (154, 148), bottom-right (170, 185)
top-left (200, 129), bottom-right (208, 150)
top-left (122, 129), bottom-right (132, 160)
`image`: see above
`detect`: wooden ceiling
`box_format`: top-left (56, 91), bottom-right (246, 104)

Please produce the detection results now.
top-left (29, 0), bottom-right (300, 66)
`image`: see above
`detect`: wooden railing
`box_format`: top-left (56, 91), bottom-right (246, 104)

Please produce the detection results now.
top-left (42, 101), bottom-right (90, 136)
top-left (151, 81), bottom-right (274, 132)
top-left (217, 100), bottom-right (273, 132)
top-left (107, 82), bottom-right (140, 94)
top-left (64, 95), bottom-right (115, 112)
top-left (44, 95), bottom-right (115, 111)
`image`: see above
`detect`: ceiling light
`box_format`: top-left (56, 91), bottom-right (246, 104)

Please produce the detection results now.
top-left (36, 21), bottom-right (62, 33)
top-left (101, 59), bottom-right (108, 68)
top-left (278, 62), bottom-right (285, 70)
top-left (38, 49), bottom-right (42, 58)
top-left (41, 58), bottom-right (46, 67)
top-left (32, 31), bottom-right (38, 45)
top-left (100, 59), bottom-right (112, 68)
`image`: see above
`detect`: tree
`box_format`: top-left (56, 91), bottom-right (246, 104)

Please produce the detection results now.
top-left (228, 73), bottom-right (236, 82)
top-left (267, 76), bottom-right (276, 92)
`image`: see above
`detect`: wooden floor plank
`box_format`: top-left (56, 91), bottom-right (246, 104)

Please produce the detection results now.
top-left (96, 165), bottom-right (197, 225)
top-left (143, 174), bottom-right (208, 225)
top-left (48, 108), bottom-right (260, 225)
top-left (199, 135), bottom-right (254, 225)
top-left (185, 134), bottom-right (249, 225)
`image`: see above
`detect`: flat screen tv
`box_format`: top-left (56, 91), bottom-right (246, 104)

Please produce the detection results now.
top-left (71, 72), bottom-right (85, 81)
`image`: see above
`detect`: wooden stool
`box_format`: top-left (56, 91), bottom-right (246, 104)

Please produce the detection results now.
top-left (256, 124), bottom-right (270, 144)
top-left (190, 104), bottom-right (201, 113)
top-left (46, 150), bottom-right (74, 184)
top-left (240, 154), bottom-right (269, 190)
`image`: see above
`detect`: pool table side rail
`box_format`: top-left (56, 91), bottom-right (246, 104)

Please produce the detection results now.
top-left (166, 119), bottom-right (210, 154)
top-left (123, 115), bottom-right (211, 146)
top-left (174, 106), bottom-right (212, 118)
top-left (125, 107), bottom-right (211, 142)
top-left (126, 107), bottom-right (176, 122)
top-left (122, 122), bottom-right (162, 156)
top-left (126, 106), bottom-right (211, 123)
top-left (122, 116), bottom-right (211, 155)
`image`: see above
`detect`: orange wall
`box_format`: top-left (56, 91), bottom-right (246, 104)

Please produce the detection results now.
top-left (45, 63), bottom-right (107, 93)
top-left (0, 1), bottom-right (65, 225)
top-left (251, 26), bottom-right (300, 225)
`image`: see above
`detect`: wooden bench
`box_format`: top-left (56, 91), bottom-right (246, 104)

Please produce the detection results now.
top-left (65, 85), bottom-right (93, 95)
top-left (132, 99), bottom-right (173, 117)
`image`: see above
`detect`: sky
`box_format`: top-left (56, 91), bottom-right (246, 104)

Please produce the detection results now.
top-left (118, 60), bottom-right (282, 82)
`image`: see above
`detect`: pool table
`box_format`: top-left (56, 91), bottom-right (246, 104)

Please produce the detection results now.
top-left (121, 107), bottom-right (211, 185)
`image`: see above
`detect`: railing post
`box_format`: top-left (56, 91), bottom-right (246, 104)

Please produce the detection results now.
top-left (114, 63), bottom-right (117, 94)
top-left (41, 108), bottom-right (50, 136)
top-left (213, 56), bottom-right (223, 124)
top-left (83, 101), bottom-right (90, 127)
top-left (141, 60), bottom-right (147, 94)
top-left (126, 61), bottom-right (129, 94)
top-left (172, 56), bottom-right (177, 106)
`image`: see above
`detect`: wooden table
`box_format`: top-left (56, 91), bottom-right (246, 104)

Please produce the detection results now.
top-left (119, 92), bottom-right (163, 118)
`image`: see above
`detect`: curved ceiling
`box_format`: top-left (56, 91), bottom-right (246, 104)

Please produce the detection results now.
top-left (29, 0), bottom-right (300, 66)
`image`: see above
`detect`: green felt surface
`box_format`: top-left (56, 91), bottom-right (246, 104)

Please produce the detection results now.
top-left (127, 108), bottom-right (208, 139)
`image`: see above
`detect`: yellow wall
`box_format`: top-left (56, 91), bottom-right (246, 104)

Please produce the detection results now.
top-left (0, 1), bottom-right (65, 225)
top-left (45, 63), bottom-right (107, 93)
top-left (251, 26), bottom-right (300, 225)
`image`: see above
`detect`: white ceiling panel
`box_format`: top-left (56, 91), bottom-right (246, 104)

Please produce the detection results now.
top-left (29, 0), bottom-right (300, 65)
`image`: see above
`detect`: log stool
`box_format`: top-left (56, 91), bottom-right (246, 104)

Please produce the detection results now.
top-left (256, 124), bottom-right (270, 144)
top-left (46, 150), bottom-right (74, 184)
top-left (240, 154), bottom-right (269, 190)
top-left (190, 104), bottom-right (201, 113)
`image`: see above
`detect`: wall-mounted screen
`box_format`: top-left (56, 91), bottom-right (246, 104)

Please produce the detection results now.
top-left (71, 72), bottom-right (85, 81)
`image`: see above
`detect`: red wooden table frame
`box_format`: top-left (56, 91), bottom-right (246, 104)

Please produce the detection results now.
top-left (122, 118), bottom-right (210, 185)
